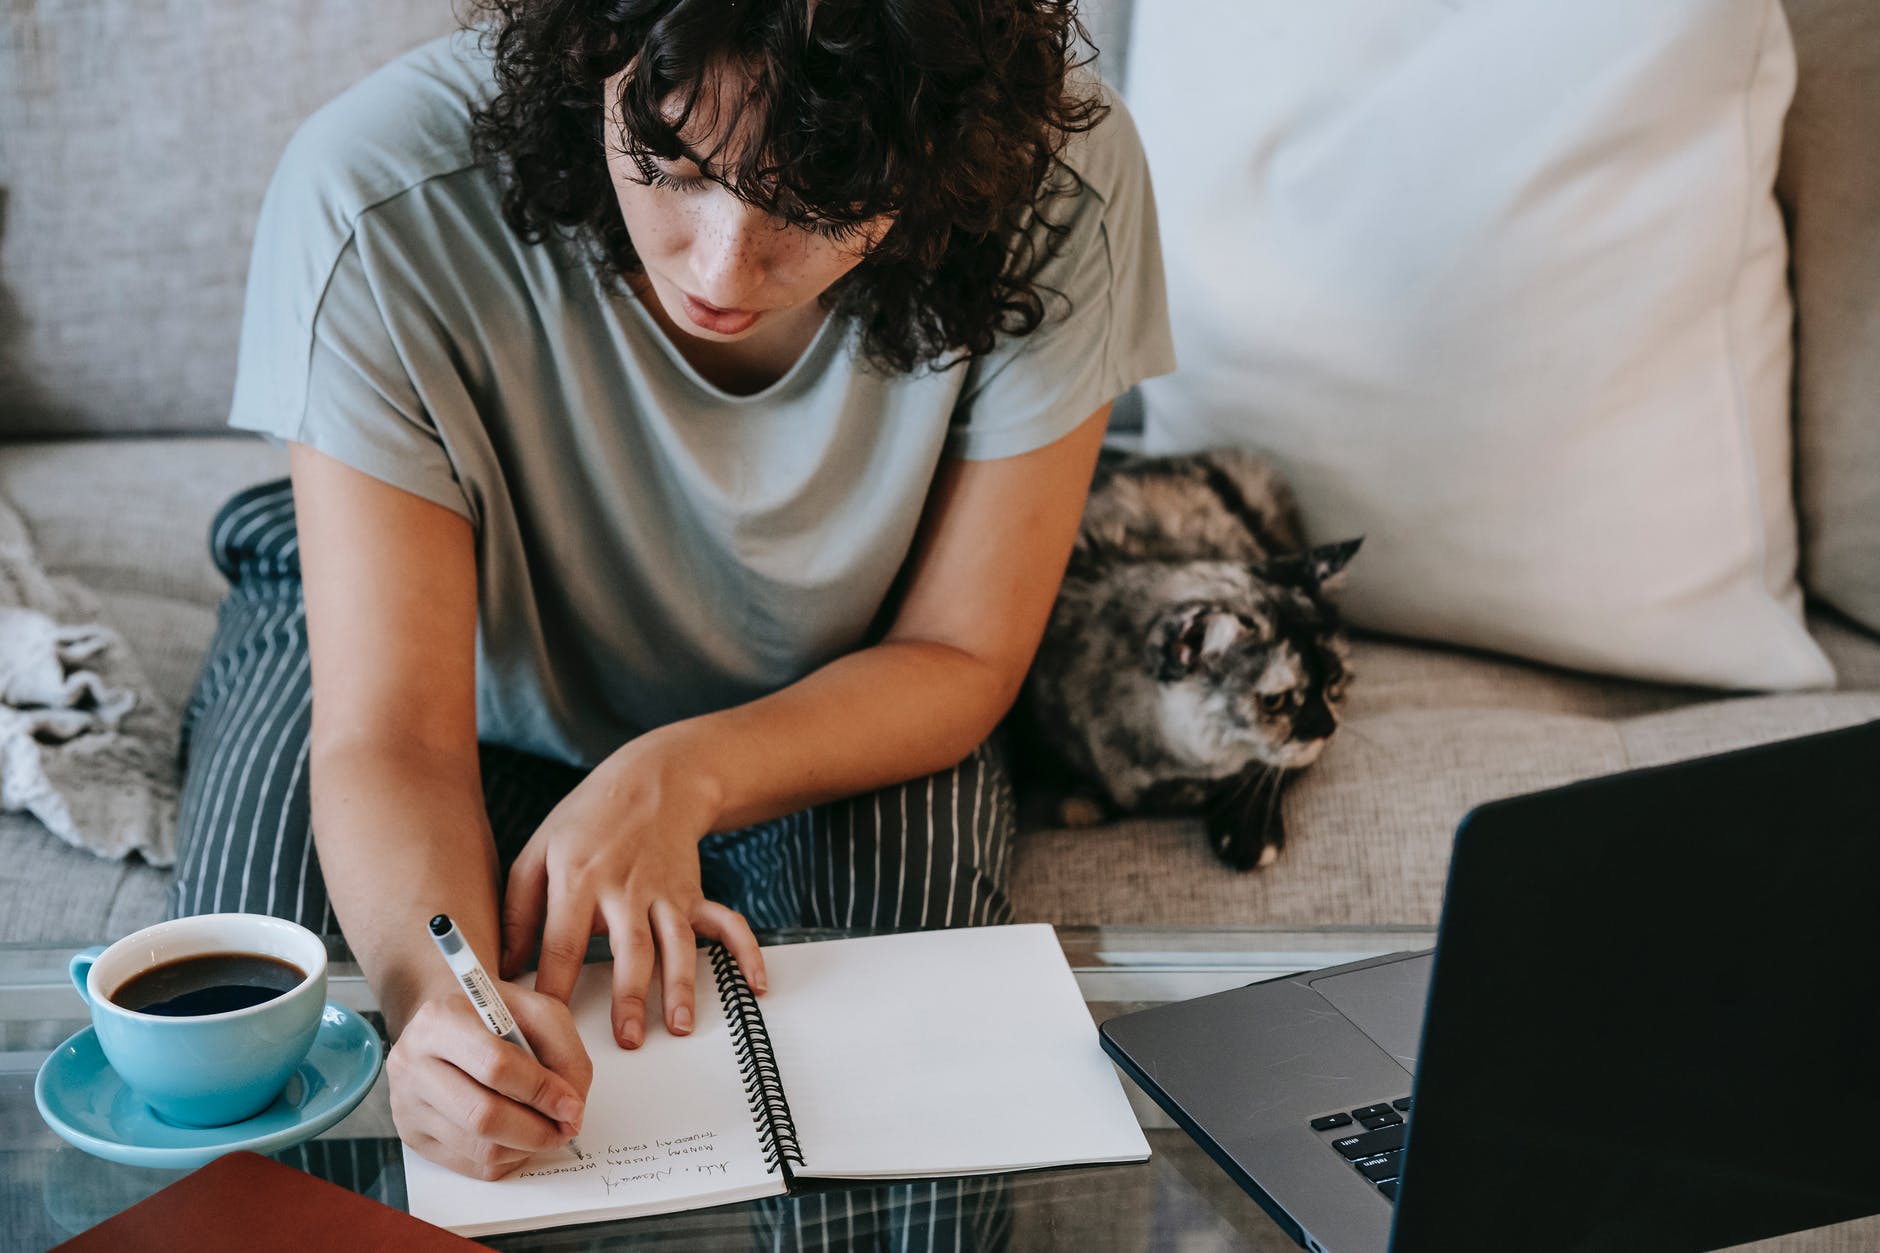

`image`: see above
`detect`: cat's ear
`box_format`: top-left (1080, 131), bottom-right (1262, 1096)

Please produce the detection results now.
top-left (1262, 537), bottom-right (1363, 590)
top-left (1145, 603), bottom-right (1248, 681)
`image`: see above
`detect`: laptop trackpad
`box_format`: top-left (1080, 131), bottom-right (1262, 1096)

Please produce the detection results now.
top-left (1308, 954), bottom-right (1434, 1070)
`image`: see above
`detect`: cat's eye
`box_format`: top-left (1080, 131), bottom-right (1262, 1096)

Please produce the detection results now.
top-left (1258, 692), bottom-right (1290, 714)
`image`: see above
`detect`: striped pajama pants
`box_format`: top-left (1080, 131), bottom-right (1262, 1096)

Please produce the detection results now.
top-left (273, 1138), bottom-right (1013, 1253)
top-left (172, 479), bottom-right (1018, 1251)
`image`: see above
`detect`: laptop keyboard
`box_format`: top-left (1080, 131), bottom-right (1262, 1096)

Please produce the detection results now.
top-left (1309, 1097), bottom-right (1412, 1202)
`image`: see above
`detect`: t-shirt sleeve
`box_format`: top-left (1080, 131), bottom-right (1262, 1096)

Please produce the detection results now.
top-left (226, 108), bottom-right (473, 522)
top-left (946, 85), bottom-right (1178, 461)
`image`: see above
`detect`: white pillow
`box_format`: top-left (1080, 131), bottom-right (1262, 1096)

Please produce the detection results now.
top-left (1132, 0), bottom-right (1833, 690)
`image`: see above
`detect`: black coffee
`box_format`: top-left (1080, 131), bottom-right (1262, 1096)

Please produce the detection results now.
top-left (110, 952), bottom-right (307, 1017)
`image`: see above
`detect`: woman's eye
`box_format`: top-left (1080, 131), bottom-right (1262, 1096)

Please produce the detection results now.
top-left (646, 166), bottom-right (708, 193)
top-left (631, 152), bottom-right (708, 193)
top-left (806, 218), bottom-right (865, 243)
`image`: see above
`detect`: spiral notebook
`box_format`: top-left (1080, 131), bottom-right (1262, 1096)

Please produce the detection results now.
top-left (403, 924), bottom-right (1150, 1238)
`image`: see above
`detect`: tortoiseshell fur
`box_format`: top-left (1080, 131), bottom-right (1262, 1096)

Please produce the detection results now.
top-left (1017, 447), bottom-right (1360, 870)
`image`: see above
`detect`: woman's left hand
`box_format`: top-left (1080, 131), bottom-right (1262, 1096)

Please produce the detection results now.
top-left (498, 741), bottom-right (767, 1049)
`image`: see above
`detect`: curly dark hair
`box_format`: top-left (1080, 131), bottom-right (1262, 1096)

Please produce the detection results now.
top-left (466, 0), bottom-right (1109, 374)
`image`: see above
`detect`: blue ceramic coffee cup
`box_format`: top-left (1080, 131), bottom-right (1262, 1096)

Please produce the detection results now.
top-left (69, 913), bottom-right (329, 1127)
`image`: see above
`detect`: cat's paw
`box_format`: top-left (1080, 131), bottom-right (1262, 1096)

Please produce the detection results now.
top-left (1206, 770), bottom-right (1288, 871)
top-left (1057, 795), bottom-right (1110, 827)
top-left (1210, 820), bottom-right (1283, 871)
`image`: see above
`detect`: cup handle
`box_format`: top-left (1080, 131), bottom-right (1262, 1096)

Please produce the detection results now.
top-left (69, 946), bottom-right (107, 1007)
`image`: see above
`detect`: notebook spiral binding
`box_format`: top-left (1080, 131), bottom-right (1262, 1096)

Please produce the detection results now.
top-left (710, 945), bottom-right (804, 1174)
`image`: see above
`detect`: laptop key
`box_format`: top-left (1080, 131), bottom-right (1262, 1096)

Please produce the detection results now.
top-left (1310, 1113), bottom-right (1353, 1132)
top-left (1359, 1112), bottom-right (1403, 1130)
top-left (1378, 1180), bottom-right (1401, 1202)
top-left (1333, 1124), bottom-right (1406, 1160)
top-left (1351, 1104), bottom-right (1394, 1120)
top-left (1354, 1152), bottom-right (1402, 1183)
top-left (1392, 1097), bottom-right (1412, 1112)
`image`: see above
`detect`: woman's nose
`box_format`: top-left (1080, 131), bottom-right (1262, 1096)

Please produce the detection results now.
top-left (690, 197), bottom-right (775, 305)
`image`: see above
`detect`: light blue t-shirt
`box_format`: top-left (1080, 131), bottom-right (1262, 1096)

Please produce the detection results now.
top-left (229, 30), bottom-right (1176, 768)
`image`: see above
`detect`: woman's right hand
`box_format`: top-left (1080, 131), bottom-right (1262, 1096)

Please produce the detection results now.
top-left (387, 978), bottom-right (594, 1180)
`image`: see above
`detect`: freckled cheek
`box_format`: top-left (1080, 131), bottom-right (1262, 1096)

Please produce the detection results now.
top-left (614, 184), bottom-right (690, 263)
top-left (703, 229), bottom-right (829, 298)
top-left (788, 239), bottom-right (870, 297)
top-left (710, 222), bottom-right (798, 269)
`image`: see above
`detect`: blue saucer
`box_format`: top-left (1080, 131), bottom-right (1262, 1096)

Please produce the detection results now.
top-left (35, 1002), bottom-right (383, 1169)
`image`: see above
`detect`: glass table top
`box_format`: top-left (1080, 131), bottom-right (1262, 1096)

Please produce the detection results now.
top-left (1, 926), bottom-right (1436, 1252)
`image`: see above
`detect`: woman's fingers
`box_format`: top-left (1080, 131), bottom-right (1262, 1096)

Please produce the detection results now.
top-left (446, 1026), bottom-right (581, 1127)
top-left (499, 847), bottom-right (549, 980)
top-left (692, 900), bottom-right (767, 994)
top-left (503, 986), bottom-right (594, 1115)
top-left (532, 875), bottom-right (594, 1004)
top-left (424, 1047), bottom-right (573, 1152)
top-left (601, 896), bottom-right (657, 1049)
top-left (650, 899), bottom-right (698, 1036)
top-left (388, 996), bottom-right (580, 1183)
top-left (401, 1125), bottom-right (532, 1183)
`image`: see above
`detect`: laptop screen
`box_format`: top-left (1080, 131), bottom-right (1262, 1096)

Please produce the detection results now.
top-left (1390, 719), bottom-right (1880, 1253)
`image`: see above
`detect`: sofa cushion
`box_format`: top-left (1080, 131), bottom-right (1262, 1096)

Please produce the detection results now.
top-left (1816, 610), bottom-right (1880, 690)
top-left (0, 811), bottom-right (171, 945)
top-left (1779, 0), bottom-right (1880, 634)
top-left (0, 436), bottom-right (287, 621)
top-left (1132, 0), bottom-right (1830, 693)
top-left (0, 1), bottom-right (461, 437)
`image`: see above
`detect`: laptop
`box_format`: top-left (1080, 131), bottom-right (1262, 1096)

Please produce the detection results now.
top-left (1100, 718), bottom-right (1880, 1253)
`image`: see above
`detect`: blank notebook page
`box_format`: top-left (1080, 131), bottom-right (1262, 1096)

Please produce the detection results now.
top-left (758, 924), bottom-right (1150, 1178)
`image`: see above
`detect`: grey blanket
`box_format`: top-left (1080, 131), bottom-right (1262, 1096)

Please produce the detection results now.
top-left (0, 493), bottom-right (176, 865)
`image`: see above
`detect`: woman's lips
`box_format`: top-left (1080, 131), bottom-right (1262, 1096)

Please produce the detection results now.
top-left (680, 291), bottom-right (760, 335)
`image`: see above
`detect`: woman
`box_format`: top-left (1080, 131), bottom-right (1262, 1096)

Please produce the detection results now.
top-left (171, 0), bottom-right (1172, 1183)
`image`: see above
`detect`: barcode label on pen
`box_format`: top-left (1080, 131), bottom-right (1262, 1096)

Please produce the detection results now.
top-left (461, 968), bottom-right (517, 1036)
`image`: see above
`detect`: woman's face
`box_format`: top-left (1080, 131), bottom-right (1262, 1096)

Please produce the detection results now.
top-left (604, 67), bottom-right (892, 344)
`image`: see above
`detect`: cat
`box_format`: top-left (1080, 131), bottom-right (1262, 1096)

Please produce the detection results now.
top-left (1015, 446), bottom-right (1361, 870)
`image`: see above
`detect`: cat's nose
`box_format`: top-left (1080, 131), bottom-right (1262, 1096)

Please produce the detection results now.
top-left (1292, 698), bottom-right (1336, 741)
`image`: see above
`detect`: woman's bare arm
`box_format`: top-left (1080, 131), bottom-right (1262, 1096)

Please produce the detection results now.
top-left (292, 443), bottom-right (590, 1178)
top-left (291, 442), bottom-right (495, 1029)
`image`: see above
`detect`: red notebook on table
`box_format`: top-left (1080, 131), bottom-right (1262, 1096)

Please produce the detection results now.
top-left (52, 1150), bottom-right (486, 1252)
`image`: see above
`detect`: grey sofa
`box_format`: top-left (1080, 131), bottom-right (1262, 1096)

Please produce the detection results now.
top-left (3, 0), bottom-right (1877, 946)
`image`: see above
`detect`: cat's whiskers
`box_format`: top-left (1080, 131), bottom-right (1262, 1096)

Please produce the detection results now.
top-left (1259, 767), bottom-right (1285, 826)
top-left (1216, 762), bottom-right (1269, 809)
